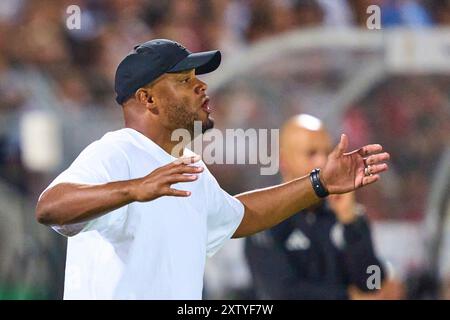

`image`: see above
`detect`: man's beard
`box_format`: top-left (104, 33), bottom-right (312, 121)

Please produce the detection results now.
top-left (167, 103), bottom-right (214, 136)
top-left (201, 117), bottom-right (214, 133)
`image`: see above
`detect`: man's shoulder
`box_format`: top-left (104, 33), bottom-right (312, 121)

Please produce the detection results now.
top-left (76, 129), bottom-right (133, 162)
top-left (100, 128), bottom-right (133, 145)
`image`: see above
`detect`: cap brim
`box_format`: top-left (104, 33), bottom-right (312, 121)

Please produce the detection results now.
top-left (168, 50), bottom-right (221, 75)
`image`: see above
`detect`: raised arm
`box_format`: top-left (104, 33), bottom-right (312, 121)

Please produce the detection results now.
top-left (233, 134), bottom-right (389, 238)
top-left (36, 156), bottom-right (204, 226)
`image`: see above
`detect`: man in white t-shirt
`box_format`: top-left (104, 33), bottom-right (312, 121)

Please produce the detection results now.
top-left (36, 39), bottom-right (390, 300)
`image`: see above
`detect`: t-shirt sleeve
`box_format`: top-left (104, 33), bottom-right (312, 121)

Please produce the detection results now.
top-left (203, 166), bottom-right (245, 257)
top-left (40, 138), bottom-right (130, 238)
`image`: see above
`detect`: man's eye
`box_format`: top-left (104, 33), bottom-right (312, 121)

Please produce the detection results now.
top-left (180, 78), bottom-right (190, 83)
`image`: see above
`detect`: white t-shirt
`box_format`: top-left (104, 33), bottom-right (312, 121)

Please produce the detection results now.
top-left (41, 128), bottom-right (244, 300)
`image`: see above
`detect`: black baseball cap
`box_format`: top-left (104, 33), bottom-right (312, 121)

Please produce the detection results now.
top-left (114, 39), bottom-right (221, 105)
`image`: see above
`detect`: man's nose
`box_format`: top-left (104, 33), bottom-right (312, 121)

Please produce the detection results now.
top-left (194, 79), bottom-right (207, 95)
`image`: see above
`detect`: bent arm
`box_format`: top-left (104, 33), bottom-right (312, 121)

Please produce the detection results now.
top-left (233, 135), bottom-right (390, 238)
top-left (36, 156), bottom-right (204, 227)
top-left (36, 181), bottom-right (136, 226)
top-left (234, 175), bottom-right (319, 238)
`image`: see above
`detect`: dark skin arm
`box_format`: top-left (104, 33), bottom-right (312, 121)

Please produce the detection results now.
top-left (234, 175), bottom-right (318, 237)
top-left (36, 156), bottom-right (204, 226)
top-left (37, 135), bottom-right (389, 240)
top-left (232, 134), bottom-right (389, 238)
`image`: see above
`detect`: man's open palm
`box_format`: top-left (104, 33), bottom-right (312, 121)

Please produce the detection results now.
top-left (322, 134), bottom-right (390, 194)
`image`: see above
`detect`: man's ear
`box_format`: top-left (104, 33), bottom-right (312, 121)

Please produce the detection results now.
top-left (135, 88), bottom-right (158, 114)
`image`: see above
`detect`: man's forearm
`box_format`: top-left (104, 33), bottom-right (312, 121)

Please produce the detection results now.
top-left (36, 156), bottom-right (204, 227)
top-left (233, 174), bottom-right (320, 238)
top-left (36, 181), bottom-right (137, 226)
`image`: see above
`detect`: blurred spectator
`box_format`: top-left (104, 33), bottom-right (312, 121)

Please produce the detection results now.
top-left (293, 0), bottom-right (324, 27)
top-left (344, 76), bottom-right (450, 221)
top-left (428, 0), bottom-right (450, 25)
top-left (245, 114), bottom-right (404, 299)
top-left (317, 0), bottom-right (354, 27)
top-left (381, 0), bottom-right (432, 27)
top-left (348, 0), bottom-right (432, 28)
top-left (347, 0), bottom-right (384, 27)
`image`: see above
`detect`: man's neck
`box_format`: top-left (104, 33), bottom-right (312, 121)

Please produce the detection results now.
top-left (126, 124), bottom-right (187, 157)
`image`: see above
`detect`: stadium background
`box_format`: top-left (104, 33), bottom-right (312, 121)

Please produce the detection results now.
top-left (0, 0), bottom-right (449, 299)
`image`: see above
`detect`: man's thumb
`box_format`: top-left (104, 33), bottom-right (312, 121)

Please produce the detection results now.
top-left (333, 134), bottom-right (348, 157)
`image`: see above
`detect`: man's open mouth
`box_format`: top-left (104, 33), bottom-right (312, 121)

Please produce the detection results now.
top-left (201, 97), bottom-right (211, 113)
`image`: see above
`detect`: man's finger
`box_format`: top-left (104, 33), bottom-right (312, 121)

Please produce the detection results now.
top-left (168, 164), bottom-right (204, 175)
top-left (332, 134), bottom-right (348, 158)
top-left (173, 155), bottom-right (201, 165)
top-left (365, 152), bottom-right (390, 165)
top-left (357, 144), bottom-right (383, 157)
top-left (367, 163), bottom-right (388, 175)
top-left (362, 174), bottom-right (380, 186)
top-left (166, 188), bottom-right (191, 197)
top-left (165, 174), bottom-right (199, 184)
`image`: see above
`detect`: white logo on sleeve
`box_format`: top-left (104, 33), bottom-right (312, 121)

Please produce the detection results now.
top-left (330, 223), bottom-right (345, 250)
top-left (285, 229), bottom-right (310, 251)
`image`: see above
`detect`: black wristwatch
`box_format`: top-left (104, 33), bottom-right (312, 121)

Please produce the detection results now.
top-left (309, 168), bottom-right (329, 198)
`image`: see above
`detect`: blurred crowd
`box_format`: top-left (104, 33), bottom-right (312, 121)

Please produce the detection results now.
top-left (344, 76), bottom-right (450, 221)
top-left (0, 0), bottom-right (449, 299)
top-left (0, 0), bottom-right (449, 214)
top-left (1, 0), bottom-right (450, 181)
top-left (1, 0), bottom-right (450, 114)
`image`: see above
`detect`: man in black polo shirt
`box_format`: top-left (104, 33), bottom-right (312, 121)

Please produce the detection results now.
top-left (245, 114), bottom-right (389, 299)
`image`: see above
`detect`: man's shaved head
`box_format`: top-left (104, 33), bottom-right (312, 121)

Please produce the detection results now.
top-left (280, 114), bottom-right (332, 181)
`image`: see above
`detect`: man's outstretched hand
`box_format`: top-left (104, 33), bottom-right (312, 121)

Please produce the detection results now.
top-left (321, 134), bottom-right (390, 194)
